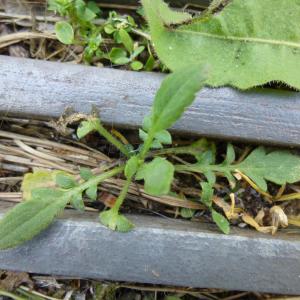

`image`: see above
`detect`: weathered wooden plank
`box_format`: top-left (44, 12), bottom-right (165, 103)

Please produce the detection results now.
top-left (0, 202), bottom-right (299, 295)
top-left (96, 0), bottom-right (210, 6)
top-left (1, 55), bottom-right (300, 147)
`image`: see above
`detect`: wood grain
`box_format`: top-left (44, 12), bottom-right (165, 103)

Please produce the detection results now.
top-left (0, 202), bottom-right (299, 295)
top-left (1, 55), bottom-right (300, 147)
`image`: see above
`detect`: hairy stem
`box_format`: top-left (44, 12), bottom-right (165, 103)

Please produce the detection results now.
top-left (139, 130), bottom-right (155, 160)
top-left (151, 146), bottom-right (204, 157)
top-left (112, 176), bottom-right (132, 212)
top-left (96, 122), bottom-right (131, 157)
top-left (69, 165), bottom-right (124, 197)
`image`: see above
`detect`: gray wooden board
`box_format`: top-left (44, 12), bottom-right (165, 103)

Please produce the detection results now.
top-left (1, 55), bottom-right (300, 147)
top-left (0, 202), bottom-right (299, 295)
top-left (96, 0), bottom-right (210, 6)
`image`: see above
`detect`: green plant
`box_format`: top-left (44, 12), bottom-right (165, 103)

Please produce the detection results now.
top-left (142, 0), bottom-right (300, 90)
top-left (49, 0), bottom-right (154, 69)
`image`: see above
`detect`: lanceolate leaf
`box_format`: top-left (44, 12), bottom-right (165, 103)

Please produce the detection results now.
top-left (142, 0), bottom-right (300, 89)
top-left (150, 64), bottom-right (208, 133)
top-left (212, 209), bottom-right (230, 234)
top-left (0, 191), bottom-right (69, 249)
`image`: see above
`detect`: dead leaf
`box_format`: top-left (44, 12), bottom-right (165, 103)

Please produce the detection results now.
top-left (242, 213), bottom-right (275, 234)
top-left (213, 196), bottom-right (239, 220)
top-left (99, 192), bottom-right (117, 208)
top-left (254, 209), bottom-right (265, 226)
top-left (270, 206), bottom-right (288, 234)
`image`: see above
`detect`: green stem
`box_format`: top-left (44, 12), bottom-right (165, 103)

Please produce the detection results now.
top-left (175, 164), bottom-right (234, 174)
top-left (112, 176), bottom-right (132, 212)
top-left (138, 130), bottom-right (155, 160)
top-left (96, 122), bottom-right (130, 158)
top-left (0, 290), bottom-right (25, 300)
top-left (69, 165), bottom-right (124, 197)
top-left (150, 146), bottom-right (203, 157)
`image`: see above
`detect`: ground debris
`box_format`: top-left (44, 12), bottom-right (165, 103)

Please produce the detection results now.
top-left (0, 270), bottom-right (32, 291)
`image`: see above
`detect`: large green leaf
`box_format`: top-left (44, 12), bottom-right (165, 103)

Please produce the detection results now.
top-left (0, 189), bottom-right (69, 249)
top-left (142, 0), bottom-right (300, 90)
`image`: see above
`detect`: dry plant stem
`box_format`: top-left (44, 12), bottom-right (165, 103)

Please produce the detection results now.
top-left (0, 11), bottom-right (63, 22)
top-left (18, 286), bottom-right (61, 300)
top-left (102, 179), bottom-right (204, 209)
top-left (14, 139), bottom-right (65, 162)
top-left (234, 170), bottom-right (272, 200)
top-left (131, 28), bottom-right (151, 40)
top-left (96, 3), bottom-right (139, 10)
top-left (274, 192), bottom-right (300, 202)
top-left (0, 32), bottom-right (56, 49)
top-left (0, 130), bottom-right (110, 161)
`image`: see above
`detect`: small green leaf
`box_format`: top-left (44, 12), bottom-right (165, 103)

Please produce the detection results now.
top-left (0, 193), bottom-right (69, 249)
top-left (142, 115), bottom-right (152, 131)
top-left (139, 128), bottom-right (148, 142)
top-left (99, 209), bottom-right (134, 232)
top-left (71, 192), bottom-right (85, 211)
top-left (196, 148), bottom-right (216, 165)
top-left (104, 24), bottom-right (115, 34)
top-left (154, 130), bottom-right (172, 145)
top-left (180, 208), bottom-right (195, 219)
top-left (136, 157), bottom-right (174, 196)
top-left (200, 182), bottom-right (214, 207)
top-left (222, 144), bottom-right (235, 165)
top-left (203, 171), bottom-right (216, 186)
top-left (144, 54), bottom-right (155, 71)
top-left (80, 167), bottom-right (94, 181)
top-left (77, 118), bottom-right (100, 139)
top-left (212, 209), bottom-right (230, 234)
top-left (81, 7), bottom-right (96, 21)
top-left (119, 28), bottom-right (134, 53)
top-left (139, 129), bottom-right (162, 149)
top-left (130, 60), bottom-right (144, 71)
top-left (109, 48), bottom-right (130, 65)
top-left (87, 1), bottom-right (100, 14)
top-left (55, 173), bottom-right (77, 189)
top-left (150, 64), bottom-right (208, 133)
top-left (151, 139), bottom-right (163, 149)
top-left (131, 46), bottom-right (145, 59)
top-left (125, 156), bottom-right (139, 178)
top-left (86, 184), bottom-right (98, 201)
top-left (55, 21), bottom-right (74, 45)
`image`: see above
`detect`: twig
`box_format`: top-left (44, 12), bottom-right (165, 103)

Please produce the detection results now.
top-left (0, 31), bottom-right (56, 49)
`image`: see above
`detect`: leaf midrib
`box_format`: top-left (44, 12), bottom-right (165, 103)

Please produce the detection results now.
top-left (174, 29), bottom-right (300, 49)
